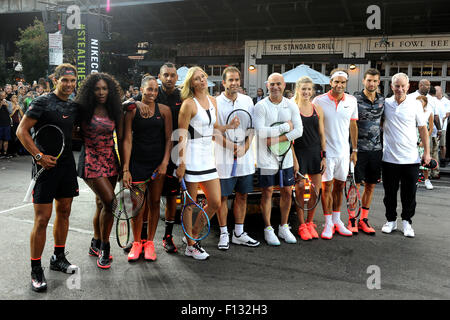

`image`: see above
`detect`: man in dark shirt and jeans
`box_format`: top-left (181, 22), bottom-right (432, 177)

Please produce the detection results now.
top-left (350, 68), bottom-right (384, 235)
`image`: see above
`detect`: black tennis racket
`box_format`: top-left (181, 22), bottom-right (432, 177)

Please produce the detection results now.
top-left (23, 124), bottom-right (65, 203)
top-left (268, 122), bottom-right (292, 187)
top-left (180, 178), bottom-right (210, 242)
top-left (225, 109), bottom-right (253, 176)
top-left (345, 161), bottom-right (361, 219)
top-left (292, 171), bottom-right (322, 212)
top-left (115, 183), bottom-right (131, 248)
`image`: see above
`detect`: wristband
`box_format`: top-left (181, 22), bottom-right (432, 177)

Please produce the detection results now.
top-left (352, 148), bottom-right (358, 152)
top-left (321, 150), bottom-right (326, 159)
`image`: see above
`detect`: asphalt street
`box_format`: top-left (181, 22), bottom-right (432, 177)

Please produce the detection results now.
top-left (0, 153), bottom-right (449, 303)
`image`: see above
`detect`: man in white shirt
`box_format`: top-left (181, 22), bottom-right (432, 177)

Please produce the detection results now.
top-left (312, 68), bottom-right (358, 240)
top-left (254, 73), bottom-right (303, 245)
top-left (381, 73), bottom-right (431, 238)
top-left (435, 86), bottom-right (450, 167)
top-left (214, 66), bottom-right (260, 250)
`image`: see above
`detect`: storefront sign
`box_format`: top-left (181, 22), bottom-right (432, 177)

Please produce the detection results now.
top-left (265, 39), bottom-right (343, 55)
top-left (368, 36), bottom-right (450, 52)
top-left (49, 32), bottom-right (63, 66)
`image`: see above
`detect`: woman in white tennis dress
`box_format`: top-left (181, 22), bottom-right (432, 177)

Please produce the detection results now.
top-left (176, 66), bottom-right (238, 260)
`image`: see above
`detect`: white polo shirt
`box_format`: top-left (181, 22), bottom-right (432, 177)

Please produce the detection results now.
top-left (312, 91), bottom-right (358, 158)
top-left (254, 96), bottom-right (303, 170)
top-left (382, 95), bottom-right (426, 164)
top-left (215, 92), bottom-right (256, 178)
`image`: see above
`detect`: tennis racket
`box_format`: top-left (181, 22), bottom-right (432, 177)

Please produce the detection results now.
top-left (345, 161), bottom-right (361, 219)
top-left (23, 124), bottom-right (65, 203)
top-left (180, 178), bottom-right (210, 242)
top-left (225, 109), bottom-right (253, 176)
top-left (115, 181), bottom-right (131, 248)
top-left (268, 122), bottom-right (292, 187)
top-left (292, 171), bottom-right (322, 212)
top-left (112, 170), bottom-right (158, 221)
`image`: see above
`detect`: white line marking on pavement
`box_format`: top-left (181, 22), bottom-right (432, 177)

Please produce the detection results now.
top-left (0, 203), bottom-right (32, 214)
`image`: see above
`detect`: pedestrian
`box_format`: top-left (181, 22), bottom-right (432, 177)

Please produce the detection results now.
top-left (16, 63), bottom-right (80, 292)
top-left (176, 66), bottom-right (238, 260)
top-left (291, 76), bottom-right (326, 240)
top-left (312, 68), bottom-right (358, 240)
top-left (75, 72), bottom-right (124, 269)
top-left (254, 73), bottom-right (303, 245)
top-left (381, 73), bottom-right (431, 238)
top-left (351, 68), bottom-right (385, 234)
top-left (214, 66), bottom-right (260, 250)
top-left (0, 91), bottom-right (13, 159)
top-left (122, 75), bottom-right (172, 262)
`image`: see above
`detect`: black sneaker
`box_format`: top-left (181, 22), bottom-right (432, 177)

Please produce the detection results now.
top-left (50, 252), bottom-right (78, 274)
top-left (163, 234), bottom-right (178, 253)
top-left (97, 242), bottom-right (111, 269)
top-left (31, 266), bottom-right (47, 292)
top-left (89, 238), bottom-right (100, 257)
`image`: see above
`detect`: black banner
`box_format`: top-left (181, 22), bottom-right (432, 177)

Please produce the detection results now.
top-left (76, 14), bottom-right (101, 87)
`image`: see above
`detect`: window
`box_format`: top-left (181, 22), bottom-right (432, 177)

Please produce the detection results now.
top-left (412, 63), bottom-right (422, 77)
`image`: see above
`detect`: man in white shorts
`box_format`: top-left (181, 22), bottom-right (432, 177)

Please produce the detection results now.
top-left (214, 66), bottom-right (260, 250)
top-left (312, 68), bottom-right (358, 240)
top-left (381, 73), bottom-right (431, 238)
top-left (254, 73), bottom-right (303, 245)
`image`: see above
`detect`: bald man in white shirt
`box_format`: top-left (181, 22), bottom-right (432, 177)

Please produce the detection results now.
top-left (254, 73), bottom-right (303, 245)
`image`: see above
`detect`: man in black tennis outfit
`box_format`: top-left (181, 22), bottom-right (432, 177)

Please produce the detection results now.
top-left (17, 63), bottom-right (79, 292)
top-left (156, 62), bottom-right (182, 253)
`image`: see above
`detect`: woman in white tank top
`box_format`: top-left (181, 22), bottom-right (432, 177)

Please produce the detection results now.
top-left (176, 66), bottom-right (239, 259)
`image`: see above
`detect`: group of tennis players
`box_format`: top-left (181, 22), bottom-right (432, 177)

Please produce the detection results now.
top-left (17, 61), bottom-right (431, 292)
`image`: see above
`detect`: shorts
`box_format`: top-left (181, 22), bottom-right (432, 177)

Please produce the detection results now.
top-left (220, 174), bottom-right (254, 197)
top-left (0, 126), bottom-right (11, 141)
top-left (162, 173), bottom-right (181, 197)
top-left (322, 156), bottom-right (349, 182)
top-left (354, 150), bottom-right (382, 184)
top-left (258, 167), bottom-right (295, 188)
top-left (32, 162), bottom-right (79, 204)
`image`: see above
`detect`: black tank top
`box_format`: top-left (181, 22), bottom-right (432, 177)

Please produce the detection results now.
top-left (294, 105), bottom-right (320, 150)
top-left (131, 103), bottom-right (165, 165)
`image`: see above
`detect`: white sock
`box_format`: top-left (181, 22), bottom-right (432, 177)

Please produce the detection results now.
top-left (325, 214), bottom-right (333, 225)
top-left (220, 226), bottom-right (228, 234)
top-left (332, 211), bottom-right (341, 223)
top-left (234, 224), bottom-right (244, 236)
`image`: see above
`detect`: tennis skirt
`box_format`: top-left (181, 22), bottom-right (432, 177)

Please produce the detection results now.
top-left (184, 137), bottom-right (218, 183)
top-left (294, 145), bottom-right (322, 175)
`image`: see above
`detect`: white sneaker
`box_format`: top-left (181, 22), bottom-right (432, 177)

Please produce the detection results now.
top-left (333, 220), bottom-right (353, 237)
top-left (231, 232), bottom-right (260, 247)
top-left (381, 220), bottom-right (397, 234)
top-left (321, 222), bottom-right (334, 240)
top-left (264, 226), bottom-right (281, 246)
top-left (278, 224), bottom-right (297, 244)
top-left (424, 179), bottom-right (433, 190)
top-left (402, 220), bottom-right (415, 238)
top-left (218, 232), bottom-right (230, 250)
top-left (185, 242), bottom-right (209, 260)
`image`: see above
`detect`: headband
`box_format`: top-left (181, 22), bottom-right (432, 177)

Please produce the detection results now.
top-left (61, 68), bottom-right (76, 76)
top-left (330, 71), bottom-right (348, 80)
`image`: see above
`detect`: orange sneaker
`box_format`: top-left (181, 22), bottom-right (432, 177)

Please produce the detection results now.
top-left (358, 218), bottom-right (376, 235)
top-left (347, 218), bottom-right (359, 235)
top-left (298, 224), bottom-right (312, 241)
top-left (128, 242), bottom-right (142, 262)
top-left (144, 241), bottom-right (157, 261)
top-left (306, 222), bottom-right (319, 239)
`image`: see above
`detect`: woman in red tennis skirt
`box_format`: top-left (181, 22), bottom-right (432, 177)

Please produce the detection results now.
top-left (75, 73), bottom-right (123, 269)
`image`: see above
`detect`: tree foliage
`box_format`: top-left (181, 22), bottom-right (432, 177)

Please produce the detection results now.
top-left (15, 19), bottom-right (49, 83)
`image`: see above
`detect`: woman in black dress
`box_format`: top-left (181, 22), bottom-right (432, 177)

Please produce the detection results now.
top-left (122, 75), bottom-right (172, 262)
top-left (291, 76), bottom-right (327, 241)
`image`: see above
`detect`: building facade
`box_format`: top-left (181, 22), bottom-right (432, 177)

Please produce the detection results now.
top-left (245, 34), bottom-right (450, 98)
